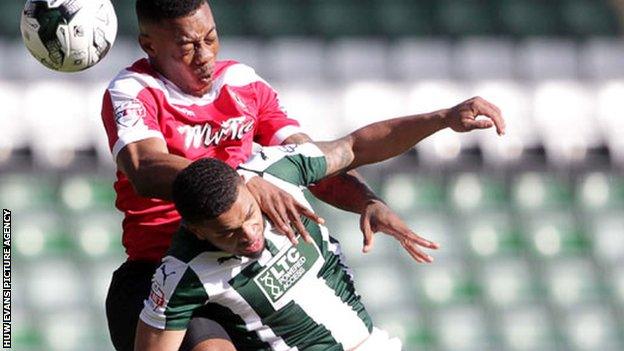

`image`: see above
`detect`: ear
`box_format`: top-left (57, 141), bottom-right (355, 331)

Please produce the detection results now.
top-left (138, 33), bottom-right (157, 57)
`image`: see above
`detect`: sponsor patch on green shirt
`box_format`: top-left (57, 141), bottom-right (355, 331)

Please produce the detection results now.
top-left (254, 239), bottom-right (321, 303)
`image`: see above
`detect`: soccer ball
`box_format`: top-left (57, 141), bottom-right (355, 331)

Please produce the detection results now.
top-left (20, 0), bottom-right (118, 72)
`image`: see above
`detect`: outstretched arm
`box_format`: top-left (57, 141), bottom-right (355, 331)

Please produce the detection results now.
top-left (282, 133), bottom-right (382, 213)
top-left (317, 96), bottom-right (505, 177)
top-left (312, 97), bottom-right (503, 262)
top-left (247, 131), bottom-right (383, 246)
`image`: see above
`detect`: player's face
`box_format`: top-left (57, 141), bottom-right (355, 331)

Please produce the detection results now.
top-left (191, 184), bottom-right (266, 258)
top-left (140, 2), bottom-right (220, 97)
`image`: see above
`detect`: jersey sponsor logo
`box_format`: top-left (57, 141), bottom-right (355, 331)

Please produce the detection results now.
top-left (259, 150), bottom-right (268, 160)
top-left (114, 99), bottom-right (146, 128)
top-left (278, 145), bottom-right (298, 154)
top-left (253, 239), bottom-right (321, 303)
top-left (177, 116), bottom-right (255, 149)
top-left (148, 280), bottom-right (166, 311)
top-left (160, 265), bottom-right (176, 286)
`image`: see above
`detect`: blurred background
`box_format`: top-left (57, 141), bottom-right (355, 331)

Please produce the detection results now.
top-left (1, 0), bottom-right (624, 350)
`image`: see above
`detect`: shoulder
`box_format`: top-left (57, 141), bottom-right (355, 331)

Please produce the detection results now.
top-left (106, 58), bottom-right (165, 100)
top-left (240, 144), bottom-right (322, 173)
top-left (150, 255), bottom-right (194, 304)
top-left (167, 227), bottom-right (221, 264)
top-left (213, 60), bottom-right (268, 89)
top-left (238, 143), bottom-right (327, 187)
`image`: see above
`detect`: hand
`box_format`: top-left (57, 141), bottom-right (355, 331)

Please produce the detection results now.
top-left (442, 96), bottom-right (506, 136)
top-left (360, 200), bottom-right (439, 263)
top-left (246, 177), bottom-right (325, 245)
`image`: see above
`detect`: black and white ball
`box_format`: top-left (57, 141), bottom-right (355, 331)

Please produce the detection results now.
top-left (20, 0), bottom-right (118, 72)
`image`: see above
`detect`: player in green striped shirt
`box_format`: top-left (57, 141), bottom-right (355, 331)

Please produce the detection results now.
top-left (135, 97), bottom-right (505, 351)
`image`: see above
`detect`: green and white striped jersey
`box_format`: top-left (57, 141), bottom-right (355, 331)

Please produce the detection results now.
top-left (140, 143), bottom-right (373, 351)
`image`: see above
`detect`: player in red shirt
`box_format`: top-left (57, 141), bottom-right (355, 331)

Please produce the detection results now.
top-left (102, 54), bottom-right (307, 262)
top-left (100, 1), bottom-right (465, 351)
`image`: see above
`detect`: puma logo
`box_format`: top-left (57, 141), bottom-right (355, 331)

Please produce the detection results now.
top-left (259, 150), bottom-right (268, 160)
top-left (160, 265), bottom-right (176, 286)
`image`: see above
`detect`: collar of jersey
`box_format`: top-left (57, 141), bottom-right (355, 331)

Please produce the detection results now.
top-left (155, 70), bottom-right (225, 106)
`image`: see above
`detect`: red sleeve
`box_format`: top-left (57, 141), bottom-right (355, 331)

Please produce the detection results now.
top-left (253, 81), bottom-right (301, 146)
top-left (101, 86), bottom-right (163, 160)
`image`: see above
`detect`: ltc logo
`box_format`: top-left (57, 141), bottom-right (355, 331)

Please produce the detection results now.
top-left (254, 240), bottom-right (321, 303)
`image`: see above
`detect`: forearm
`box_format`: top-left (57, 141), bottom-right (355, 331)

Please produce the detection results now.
top-left (347, 109), bottom-right (447, 169)
top-left (134, 320), bottom-right (185, 351)
top-left (121, 152), bottom-right (191, 200)
top-left (282, 132), bottom-right (382, 214)
top-left (309, 170), bottom-right (382, 213)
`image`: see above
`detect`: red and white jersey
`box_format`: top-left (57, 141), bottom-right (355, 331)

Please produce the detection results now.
top-left (101, 58), bottom-right (301, 262)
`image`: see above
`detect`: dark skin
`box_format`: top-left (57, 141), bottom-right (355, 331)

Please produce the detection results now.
top-left (131, 5), bottom-right (421, 351)
top-left (128, 2), bottom-right (429, 257)
top-left (131, 5), bottom-right (508, 351)
top-left (138, 3), bottom-right (220, 97)
top-left (279, 133), bottom-right (415, 254)
top-left (134, 96), bottom-right (507, 351)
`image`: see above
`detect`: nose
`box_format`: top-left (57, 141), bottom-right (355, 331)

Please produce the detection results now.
top-left (193, 42), bottom-right (214, 67)
top-left (239, 223), bottom-right (258, 245)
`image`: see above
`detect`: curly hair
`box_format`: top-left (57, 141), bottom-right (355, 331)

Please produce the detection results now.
top-left (172, 158), bottom-right (241, 222)
top-left (136, 0), bottom-right (208, 24)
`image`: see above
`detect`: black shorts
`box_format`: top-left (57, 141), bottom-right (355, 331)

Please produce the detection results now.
top-left (105, 260), bottom-right (231, 351)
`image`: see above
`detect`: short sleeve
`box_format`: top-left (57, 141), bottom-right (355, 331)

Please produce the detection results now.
top-left (238, 143), bottom-right (327, 186)
top-left (139, 257), bottom-right (208, 331)
top-left (252, 80), bottom-right (301, 146)
top-left (101, 75), bottom-right (165, 160)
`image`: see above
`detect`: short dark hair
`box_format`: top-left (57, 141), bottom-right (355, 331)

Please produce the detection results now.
top-left (136, 0), bottom-right (207, 24)
top-left (172, 158), bottom-right (241, 222)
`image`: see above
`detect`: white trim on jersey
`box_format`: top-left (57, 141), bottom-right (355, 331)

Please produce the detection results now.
top-left (108, 69), bottom-right (159, 100)
top-left (112, 130), bottom-right (165, 161)
top-left (269, 125), bottom-right (304, 145)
